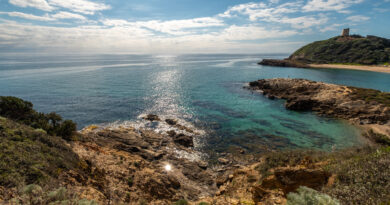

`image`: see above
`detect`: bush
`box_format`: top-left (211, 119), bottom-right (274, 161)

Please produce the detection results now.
top-left (57, 120), bottom-right (77, 140)
top-left (0, 119), bottom-right (82, 189)
top-left (173, 199), bottom-right (189, 205)
top-left (10, 184), bottom-right (98, 205)
top-left (287, 186), bottom-right (340, 205)
top-left (0, 96), bottom-right (77, 140)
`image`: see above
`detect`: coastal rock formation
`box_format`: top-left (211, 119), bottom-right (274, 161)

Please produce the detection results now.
top-left (258, 59), bottom-right (310, 68)
top-left (74, 119), bottom-right (215, 204)
top-left (248, 78), bottom-right (390, 139)
top-left (248, 78), bottom-right (390, 124)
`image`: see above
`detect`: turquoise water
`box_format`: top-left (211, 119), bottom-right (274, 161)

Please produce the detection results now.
top-left (1, 54), bottom-right (390, 153)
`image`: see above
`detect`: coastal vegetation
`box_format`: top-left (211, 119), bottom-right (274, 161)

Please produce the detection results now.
top-left (0, 96), bottom-right (77, 140)
top-left (289, 35), bottom-right (390, 65)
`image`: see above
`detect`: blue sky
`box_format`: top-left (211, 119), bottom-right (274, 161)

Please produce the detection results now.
top-left (0, 0), bottom-right (389, 54)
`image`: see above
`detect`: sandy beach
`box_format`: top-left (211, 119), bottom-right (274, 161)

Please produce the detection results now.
top-left (309, 64), bottom-right (390, 74)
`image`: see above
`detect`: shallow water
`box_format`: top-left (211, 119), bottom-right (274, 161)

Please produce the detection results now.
top-left (1, 54), bottom-right (389, 153)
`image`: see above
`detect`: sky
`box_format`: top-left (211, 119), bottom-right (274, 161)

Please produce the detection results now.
top-left (0, 0), bottom-right (389, 54)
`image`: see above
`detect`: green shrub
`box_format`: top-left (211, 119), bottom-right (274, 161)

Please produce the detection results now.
top-left (198, 202), bottom-right (210, 205)
top-left (173, 199), bottom-right (188, 205)
top-left (0, 96), bottom-right (77, 140)
top-left (0, 119), bottom-right (82, 189)
top-left (11, 185), bottom-right (97, 205)
top-left (287, 186), bottom-right (340, 205)
top-left (57, 120), bottom-right (77, 140)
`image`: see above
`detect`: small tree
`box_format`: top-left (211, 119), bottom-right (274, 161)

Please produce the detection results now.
top-left (57, 120), bottom-right (77, 140)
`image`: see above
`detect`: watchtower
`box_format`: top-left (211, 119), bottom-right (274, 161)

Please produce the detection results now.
top-left (341, 28), bottom-right (350, 37)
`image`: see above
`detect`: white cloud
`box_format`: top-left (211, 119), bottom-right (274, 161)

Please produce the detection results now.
top-left (217, 25), bottom-right (297, 40)
top-left (8, 0), bottom-right (110, 14)
top-left (47, 0), bottom-right (110, 15)
top-left (102, 17), bottom-right (224, 35)
top-left (346, 15), bottom-right (370, 22)
top-left (279, 15), bottom-right (329, 29)
top-left (218, 1), bottom-right (328, 29)
top-left (303, 0), bottom-right (364, 12)
top-left (0, 11), bottom-right (53, 21)
top-left (9, 0), bottom-right (53, 11)
top-left (0, 20), bottom-right (300, 54)
top-left (51, 11), bottom-right (86, 20)
top-left (319, 23), bottom-right (345, 32)
top-left (0, 11), bottom-right (87, 21)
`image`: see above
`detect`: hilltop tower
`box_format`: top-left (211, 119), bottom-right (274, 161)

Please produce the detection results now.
top-left (341, 28), bottom-right (350, 37)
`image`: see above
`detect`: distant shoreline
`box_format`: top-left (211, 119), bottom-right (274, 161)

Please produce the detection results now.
top-left (309, 64), bottom-right (390, 74)
top-left (258, 59), bottom-right (390, 74)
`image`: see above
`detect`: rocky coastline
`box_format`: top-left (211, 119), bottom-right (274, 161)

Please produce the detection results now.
top-left (258, 59), bottom-right (310, 68)
top-left (247, 78), bottom-right (390, 139)
top-left (1, 89), bottom-right (390, 204)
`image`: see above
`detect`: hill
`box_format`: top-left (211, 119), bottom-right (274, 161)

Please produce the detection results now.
top-left (289, 35), bottom-right (390, 65)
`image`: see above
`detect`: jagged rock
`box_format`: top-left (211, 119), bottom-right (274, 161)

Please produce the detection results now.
top-left (285, 98), bottom-right (319, 111)
top-left (173, 134), bottom-right (194, 147)
top-left (197, 161), bottom-right (208, 169)
top-left (167, 130), bottom-right (176, 137)
top-left (143, 114), bottom-right (160, 121)
top-left (165, 119), bottom-right (177, 125)
top-left (139, 173), bottom-right (181, 199)
top-left (261, 167), bottom-right (331, 195)
top-left (218, 157), bottom-right (230, 165)
top-left (248, 78), bottom-right (390, 126)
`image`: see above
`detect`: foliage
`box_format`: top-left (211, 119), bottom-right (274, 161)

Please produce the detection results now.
top-left (287, 186), bottom-right (340, 205)
top-left (290, 35), bottom-right (390, 65)
top-left (256, 146), bottom-right (390, 204)
top-left (0, 118), bottom-right (82, 188)
top-left (323, 146), bottom-right (390, 205)
top-left (349, 87), bottom-right (390, 107)
top-left (0, 96), bottom-right (77, 139)
top-left (255, 149), bottom-right (326, 178)
top-left (10, 184), bottom-right (98, 205)
top-left (173, 199), bottom-right (189, 205)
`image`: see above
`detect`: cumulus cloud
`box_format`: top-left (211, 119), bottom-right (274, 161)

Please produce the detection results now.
top-left (51, 11), bottom-right (86, 20)
top-left (47, 0), bottom-right (110, 15)
top-left (8, 0), bottom-right (110, 14)
top-left (346, 15), bottom-right (370, 22)
top-left (0, 11), bottom-right (53, 21)
top-left (0, 0), bottom-right (372, 54)
top-left (102, 17), bottom-right (224, 35)
top-left (303, 0), bottom-right (364, 12)
top-left (9, 0), bottom-right (53, 11)
top-left (0, 11), bottom-right (86, 21)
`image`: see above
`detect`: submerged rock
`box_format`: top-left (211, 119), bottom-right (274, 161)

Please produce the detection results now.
top-left (143, 114), bottom-right (160, 121)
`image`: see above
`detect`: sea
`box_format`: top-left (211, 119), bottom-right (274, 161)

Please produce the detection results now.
top-left (1, 54), bottom-right (390, 154)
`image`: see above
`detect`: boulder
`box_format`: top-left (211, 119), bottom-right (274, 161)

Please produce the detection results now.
top-left (173, 134), bottom-right (194, 147)
top-left (144, 114), bottom-right (160, 121)
top-left (218, 157), bottom-right (230, 165)
top-left (165, 119), bottom-right (177, 125)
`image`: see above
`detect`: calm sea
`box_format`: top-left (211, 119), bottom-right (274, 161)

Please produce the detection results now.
top-left (1, 54), bottom-right (390, 153)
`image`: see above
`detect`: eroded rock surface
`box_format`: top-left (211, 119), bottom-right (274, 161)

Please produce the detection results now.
top-left (248, 79), bottom-right (390, 137)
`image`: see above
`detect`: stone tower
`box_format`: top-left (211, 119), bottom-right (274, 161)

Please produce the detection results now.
top-left (341, 28), bottom-right (350, 37)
